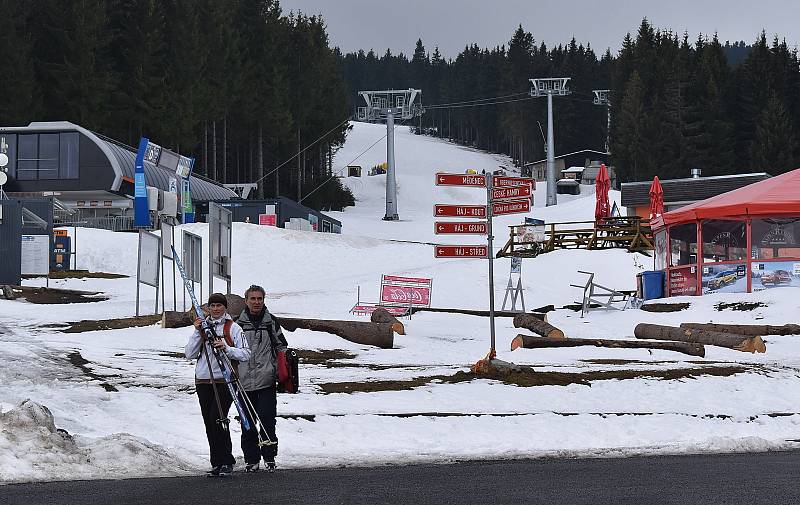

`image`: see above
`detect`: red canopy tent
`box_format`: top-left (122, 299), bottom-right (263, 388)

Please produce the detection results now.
top-left (652, 168), bottom-right (800, 230)
top-left (595, 163), bottom-right (611, 222)
top-left (649, 176), bottom-right (664, 220)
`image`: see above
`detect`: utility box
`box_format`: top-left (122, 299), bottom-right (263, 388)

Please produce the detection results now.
top-left (52, 234), bottom-right (72, 270)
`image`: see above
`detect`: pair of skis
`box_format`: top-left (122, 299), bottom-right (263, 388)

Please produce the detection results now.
top-left (172, 245), bottom-right (275, 448)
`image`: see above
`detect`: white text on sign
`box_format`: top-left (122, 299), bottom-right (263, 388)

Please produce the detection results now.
top-left (435, 173), bottom-right (487, 187)
top-left (491, 184), bottom-right (532, 200)
top-left (434, 204), bottom-right (487, 218)
top-left (492, 198), bottom-right (531, 216)
top-left (434, 245), bottom-right (489, 258)
top-left (435, 221), bottom-right (488, 235)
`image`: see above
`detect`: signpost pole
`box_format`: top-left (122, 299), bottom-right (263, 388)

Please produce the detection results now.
top-left (486, 173), bottom-right (496, 353)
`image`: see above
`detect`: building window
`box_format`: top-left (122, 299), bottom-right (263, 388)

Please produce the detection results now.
top-left (669, 223), bottom-right (697, 266)
top-left (702, 219), bottom-right (747, 263)
top-left (9, 132), bottom-right (80, 181)
top-left (752, 218), bottom-right (800, 259)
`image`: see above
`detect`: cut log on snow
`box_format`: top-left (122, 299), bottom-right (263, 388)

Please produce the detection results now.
top-left (634, 323), bottom-right (765, 353)
top-left (162, 293), bottom-right (246, 329)
top-left (370, 307), bottom-right (405, 335)
top-left (680, 322), bottom-right (800, 336)
top-left (410, 306), bottom-right (546, 320)
top-left (513, 313), bottom-right (564, 338)
top-left (279, 318), bottom-right (394, 349)
top-left (510, 334), bottom-right (705, 357)
top-left (2, 285), bottom-right (16, 300)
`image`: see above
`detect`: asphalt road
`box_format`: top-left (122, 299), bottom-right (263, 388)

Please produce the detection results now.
top-left (2, 451), bottom-right (798, 505)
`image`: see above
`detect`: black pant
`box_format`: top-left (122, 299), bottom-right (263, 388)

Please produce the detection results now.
top-left (241, 387), bottom-right (278, 464)
top-left (196, 382), bottom-right (235, 468)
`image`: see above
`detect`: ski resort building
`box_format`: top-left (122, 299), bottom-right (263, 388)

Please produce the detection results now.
top-left (0, 121), bottom-right (236, 230)
top-left (651, 168), bottom-right (800, 297)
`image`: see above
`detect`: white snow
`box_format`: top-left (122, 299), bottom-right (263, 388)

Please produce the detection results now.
top-left (1, 122), bottom-right (798, 483)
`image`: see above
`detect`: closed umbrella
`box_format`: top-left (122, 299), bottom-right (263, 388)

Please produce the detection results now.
top-left (595, 163), bottom-right (611, 222)
top-left (649, 176), bottom-right (664, 220)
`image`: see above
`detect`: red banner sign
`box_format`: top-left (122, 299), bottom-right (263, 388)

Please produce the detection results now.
top-left (668, 266), bottom-right (698, 296)
top-left (380, 285), bottom-right (432, 306)
top-left (258, 214), bottom-right (277, 226)
top-left (435, 173), bottom-right (487, 187)
top-left (434, 204), bottom-right (487, 218)
top-left (382, 275), bottom-right (432, 285)
top-left (434, 245), bottom-right (488, 258)
top-left (492, 198), bottom-right (531, 216)
top-left (351, 304), bottom-right (410, 316)
top-left (493, 176), bottom-right (535, 188)
top-left (435, 221), bottom-right (488, 235)
top-left (491, 184), bottom-right (531, 200)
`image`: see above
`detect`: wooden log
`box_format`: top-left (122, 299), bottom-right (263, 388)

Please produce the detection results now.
top-left (680, 322), bottom-right (800, 336)
top-left (513, 313), bottom-right (564, 339)
top-left (370, 307), bottom-right (405, 335)
top-left (634, 323), bottom-right (766, 353)
top-left (510, 334), bottom-right (705, 357)
top-left (1, 285), bottom-right (16, 300)
top-left (280, 318), bottom-right (394, 349)
top-left (161, 293), bottom-right (247, 329)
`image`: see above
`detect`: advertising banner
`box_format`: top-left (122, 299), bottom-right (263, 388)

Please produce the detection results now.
top-left (134, 138), bottom-right (152, 228)
top-left (380, 284), bottom-right (431, 307)
top-left (751, 261), bottom-right (800, 291)
top-left (701, 263), bottom-right (747, 294)
top-left (258, 214), bottom-right (277, 226)
top-left (668, 266), bottom-right (698, 296)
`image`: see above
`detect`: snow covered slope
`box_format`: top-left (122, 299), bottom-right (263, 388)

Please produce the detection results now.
top-left (1, 123), bottom-right (798, 483)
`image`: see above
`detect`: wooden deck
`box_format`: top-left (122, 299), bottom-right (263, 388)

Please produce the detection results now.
top-left (496, 216), bottom-right (653, 258)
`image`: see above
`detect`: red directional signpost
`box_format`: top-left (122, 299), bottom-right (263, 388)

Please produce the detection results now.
top-left (435, 221), bottom-right (488, 235)
top-left (492, 198), bottom-right (531, 216)
top-left (434, 204), bottom-right (487, 218)
top-left (493, 175), bottom-right (535, 188)
top-left (435, 173), bottom-right (487, 187)
top-left (491, 184), bottom-right (531, 201)
top-left (434, 245), bottom-right (488, 258)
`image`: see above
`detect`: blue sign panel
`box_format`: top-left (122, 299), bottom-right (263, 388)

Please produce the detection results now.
top-left (134, 137), bottom-right (152, 228)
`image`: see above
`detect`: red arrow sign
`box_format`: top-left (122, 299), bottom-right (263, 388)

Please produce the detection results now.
top-left (493, 176), bottom-right (535, 189)
top-left (435, 173), bottom-right (487, 187)
top-left (492, 198), bottom-right (531, 216)
top-left (434, 245), bottom-right (488, 258)
top-left (491, 184), bottom-right (532, 200)
top-left (435, 221), bottom-right (488, 235)
top-left (434, 204), bottom-right (487, 218)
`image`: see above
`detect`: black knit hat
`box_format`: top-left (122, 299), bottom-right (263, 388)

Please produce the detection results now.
top-left (207, 293), bottom-right (228, 307)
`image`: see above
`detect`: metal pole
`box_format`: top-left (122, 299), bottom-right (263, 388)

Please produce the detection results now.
top-left (546, 93), bottom-right (557, 206)
top-left (136, 231), bottom-right (141, 317)
top-left (384, 108), bottom-right (398, 220)
top-left (172, 226), bottom-right (177, 311)
top-left (486, 174), bottom-right (496, 353)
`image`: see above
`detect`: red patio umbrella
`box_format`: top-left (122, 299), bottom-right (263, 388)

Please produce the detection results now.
top-left (649, 176), bottom-right (664, 220)
top-left (595, 163), bottom-right (611, 222)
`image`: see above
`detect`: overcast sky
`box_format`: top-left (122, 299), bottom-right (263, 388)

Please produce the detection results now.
top-left (279, 0), bottom-right (800, 59)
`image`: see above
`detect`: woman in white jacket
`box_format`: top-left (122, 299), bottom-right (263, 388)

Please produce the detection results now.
top-left (185, 293), bottom-right (250, 477)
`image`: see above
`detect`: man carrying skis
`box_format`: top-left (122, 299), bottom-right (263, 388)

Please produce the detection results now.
top-left (236, 284), bottom-right (287, 472)
top-left (185, 293), bottom-right (250, 477)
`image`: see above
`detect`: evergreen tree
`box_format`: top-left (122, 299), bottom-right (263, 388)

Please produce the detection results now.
top-left (749, 92), bottom-right (797, 173)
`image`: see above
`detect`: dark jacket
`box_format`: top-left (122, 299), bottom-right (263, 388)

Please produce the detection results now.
top-left (236, 308), bottom-right (287, 391)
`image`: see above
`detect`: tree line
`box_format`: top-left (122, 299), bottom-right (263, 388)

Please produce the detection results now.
top-left (0, 0), bottom-right (354, 210)
top-left (339, 19), bottom-right (800, 183)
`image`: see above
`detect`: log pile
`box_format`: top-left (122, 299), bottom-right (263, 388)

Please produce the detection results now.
top-left (510, 334), bottom-right (705, 357)
top-left (634, 323), bottom-right (766, 353)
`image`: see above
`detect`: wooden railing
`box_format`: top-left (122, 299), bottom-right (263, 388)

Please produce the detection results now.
top-left (496, 216), bottom-right (653, 258)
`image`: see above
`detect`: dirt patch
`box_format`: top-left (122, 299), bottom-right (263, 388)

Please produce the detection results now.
top-left (11, 286), bottom-right (109, 304)
top-left (580, 359), bottom-right (677, 365)
top-left (317, 365), bottom-right (750, 394)
top-left (640, 302), bottom-right (690, 313)
top-left (23, 270), bottom-right (127, 280)
top-left (715, 301), bottom-right (767, 311)
top-left (67, 351), bottom-right (118, 392)
top-left (159, 351), bottom-right (185, 359)
top-left (60, 314), bottom-right (161, 333)
top-left (295, 349), bottom-right (356, 365)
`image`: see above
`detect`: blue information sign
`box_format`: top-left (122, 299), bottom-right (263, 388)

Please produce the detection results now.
top-left (134, 137), bottom-right (152, 228)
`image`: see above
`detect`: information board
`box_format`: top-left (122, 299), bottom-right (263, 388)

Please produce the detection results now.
top-left (21, 235), bottom-right (49, 275)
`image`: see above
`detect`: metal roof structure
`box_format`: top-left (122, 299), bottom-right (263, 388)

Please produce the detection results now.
top-left (621, 172), bottom-right (770, 208)
top-left (3, 121), bottom-right (236, 201)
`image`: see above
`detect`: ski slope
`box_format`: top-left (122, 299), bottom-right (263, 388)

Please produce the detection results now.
top-left (1, 123), bottom-right (799, 483)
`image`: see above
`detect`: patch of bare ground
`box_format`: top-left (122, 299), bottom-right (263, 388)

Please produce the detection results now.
top-left (67, 351), bottom-right (118, 392)
top-left (23, 270), bottom-right (127, 280)
top-left (60, 314), bottom-right (161, 333)
top-left (295, 349), bottom-right (356, 365)
top-left (715, 301), bottom-right (767, 311)
top-left (317, 365), bottom-right (750, 394)
top-left (11, 286), bottom-right (109, 304)
top-left (580, 359), bottom-right (678, 365)
top-left (640, 302), bottom-right (691, 312)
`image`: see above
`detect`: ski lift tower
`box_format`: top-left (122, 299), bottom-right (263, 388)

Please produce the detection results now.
top-left (530, 77), bottom-right (571, 206)
top-left (592, 89), bottom-right (611, 154)
top-left (357, 89), bottom-right (423, 220)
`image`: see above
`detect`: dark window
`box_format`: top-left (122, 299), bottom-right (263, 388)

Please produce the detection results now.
top-left (702, 219), bottom-right (747, 262)
top-left (17, 134), bottom-right (38, 180)
top-left (752, 218), bottom-right (800, 259)
top-left (0, 134), bottom-right (16, 178)
top-left (59, 132), bottom-right (79, 179)
top-left (669, 223), bottom-right (697, 266)
top-left (38, 133), bottom-right (59, 179)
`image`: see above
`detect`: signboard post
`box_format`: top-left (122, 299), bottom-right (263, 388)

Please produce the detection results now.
top-left (434, 172), bottom-right (534, 355)
top-left (136, 230), bottom-right (161, 316)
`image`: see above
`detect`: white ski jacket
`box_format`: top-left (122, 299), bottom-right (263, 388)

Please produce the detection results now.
top-left (185, 313), bottom-right (250, 381)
